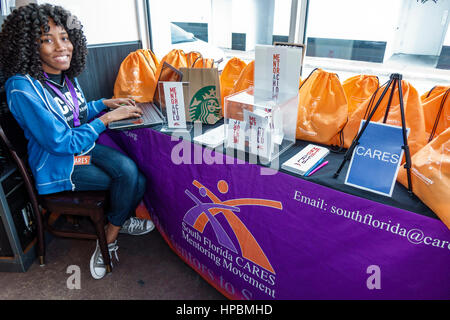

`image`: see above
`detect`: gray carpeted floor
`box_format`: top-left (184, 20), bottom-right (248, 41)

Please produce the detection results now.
top-left (0, 224), bottom-right (226, 300)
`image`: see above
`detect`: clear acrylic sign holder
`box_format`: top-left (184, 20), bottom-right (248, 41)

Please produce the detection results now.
top-left (224, 87), bottom-right (299, 163)
top-left (158, 81), bottom-right (192, 133)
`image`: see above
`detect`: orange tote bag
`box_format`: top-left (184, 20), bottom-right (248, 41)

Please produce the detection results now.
top-left (397, 127), bottom-right (450, 229)
top-left (295, 69), bottom-right (348, 145)
top-left (342, 80), bottom-right (428, 156)
top-left (342, 75), bottom-right (379, 116)
top-left (113, 49), bottom-right (160, 102)
top-left (219, 57), bottom-right (247, 110)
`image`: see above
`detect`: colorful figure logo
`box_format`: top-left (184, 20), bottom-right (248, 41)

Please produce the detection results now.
top-left (183, 180), bottom-right (283, 274)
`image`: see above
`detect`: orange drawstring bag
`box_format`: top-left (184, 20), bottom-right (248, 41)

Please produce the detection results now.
top-left (397, 127), bottom-right (450, 229)
top-left (113, 49), bottom-right (159, 102)
top-left (223, 61), bottom-right (255, 121)
top-left (421, 86), bottom-right (450, 142)
top-left (342, 80), bottom-right (428, 156)
top-left (219, 57), bottom-right (247, 111)
top-left (295, 69), bottom-right (348, 145)
top-left (421, 85), bottom-right (449, 103)
top-left (160, 49), bottom-right (188, 69)
top-left (153, 49), bottom-right (189, 88)
top-left (230, 60), bottom-right (255, 95)
top-left (342, 75), bottom-right (379, 116)
top-left (186, 51), bottom-right (214, 68)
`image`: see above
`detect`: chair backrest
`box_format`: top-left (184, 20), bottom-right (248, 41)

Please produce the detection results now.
top-left (0, 90), bottom-right (28, 159)
top-left (0, 88), bottom-right (41, 219)
top-left (0, 123), bottom-right (40, 201)
top-left (0, 124), bottom-right (43, 249)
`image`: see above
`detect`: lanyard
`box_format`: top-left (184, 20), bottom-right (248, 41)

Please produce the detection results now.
top-left (44, 73), bottom-right (81, 127)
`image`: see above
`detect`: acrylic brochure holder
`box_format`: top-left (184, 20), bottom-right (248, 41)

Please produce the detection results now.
top-left (158, 81), bottom-right (192, 133)
top-left (224, 87), bottom-right (298, 163)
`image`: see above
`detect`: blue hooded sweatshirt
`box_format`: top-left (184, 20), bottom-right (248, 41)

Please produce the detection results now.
top-left (5, 74), bottom-right (107, 195)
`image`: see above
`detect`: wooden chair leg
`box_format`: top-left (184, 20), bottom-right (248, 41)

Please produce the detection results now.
top-left (32, 203), bottom-right (45, 266)
top-left (37, 218), bottom-right (45, 266)
top-left (66, 215), bottom-right (80, 229)
top-left (91, 213), bottom-right (112, 273)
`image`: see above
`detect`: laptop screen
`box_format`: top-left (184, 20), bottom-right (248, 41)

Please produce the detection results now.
top-left (153, 62), bottom-right (183, 107)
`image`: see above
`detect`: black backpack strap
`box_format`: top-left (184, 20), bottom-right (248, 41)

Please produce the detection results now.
top-left (428, 88), bottom-right (450, 142)
top-left (425, 85), bottom-right (437, 99)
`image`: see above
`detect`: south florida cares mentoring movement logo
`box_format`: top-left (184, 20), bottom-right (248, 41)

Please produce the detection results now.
top-left (182, 179), bottom-right (283, 299)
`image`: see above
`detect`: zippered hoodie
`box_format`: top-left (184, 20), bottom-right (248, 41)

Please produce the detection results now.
top-left (5, 74), bottom-right (107, 195)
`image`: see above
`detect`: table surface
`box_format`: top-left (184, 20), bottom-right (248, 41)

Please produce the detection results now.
top-left (140, 120), bottom-right (437, 221)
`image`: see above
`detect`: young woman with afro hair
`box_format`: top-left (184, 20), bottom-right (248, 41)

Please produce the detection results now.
top-left (0, 3), bottom-right (154, 279)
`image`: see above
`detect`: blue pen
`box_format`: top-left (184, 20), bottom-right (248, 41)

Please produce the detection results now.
top-left (304, 158), bottom-right (324, 176)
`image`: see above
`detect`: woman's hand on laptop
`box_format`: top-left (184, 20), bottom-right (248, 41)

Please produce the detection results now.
top-left (103, 98), bottom-right (136, 109)
top-left (99, 104), bottom-right (143, 126)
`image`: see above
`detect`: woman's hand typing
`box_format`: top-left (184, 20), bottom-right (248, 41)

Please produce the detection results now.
top-left (103, 98), bottom-right (136, 109)
top-left (99, 104), bottom-right (143, 126)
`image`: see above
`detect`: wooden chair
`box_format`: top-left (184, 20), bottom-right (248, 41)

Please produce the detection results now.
top-left (0, 111), bottom-right (112, 273)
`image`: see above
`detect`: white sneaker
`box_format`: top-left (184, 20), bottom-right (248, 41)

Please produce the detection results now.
top-left (89, 240), bottom-right (119, 280)
top-left (119, 217), bottom-right (155, 236)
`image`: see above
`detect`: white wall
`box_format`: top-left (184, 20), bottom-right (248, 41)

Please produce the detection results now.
top-left (38, 0), bottom-right (140, 45)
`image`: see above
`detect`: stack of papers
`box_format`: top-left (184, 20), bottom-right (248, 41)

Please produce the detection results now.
top-left (281, 144), bottom-right (329, 176)
top-left (193, 125), bottom-right (225, 148)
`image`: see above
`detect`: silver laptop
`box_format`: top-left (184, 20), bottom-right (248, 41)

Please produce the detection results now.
top-left (108, 62), bottom-right (183, 130)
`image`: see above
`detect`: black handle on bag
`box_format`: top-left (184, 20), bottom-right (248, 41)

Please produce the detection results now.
top-left (428, 88), bottom-right (450, 142)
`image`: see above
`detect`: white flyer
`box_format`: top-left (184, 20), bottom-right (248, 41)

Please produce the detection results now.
top-left (226, 119), bottom-right (246, 152)
top-left (252, 106), bottom-right (284, 145)
top-left (193, 125), bottom-right (225, 148)
top-left (163, 82), bottom-right (187, 129)
top-left (244, 109), bottom-right (272, 159)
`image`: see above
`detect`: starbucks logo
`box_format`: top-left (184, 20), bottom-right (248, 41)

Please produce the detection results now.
top-left (189, 86), bottom-right (221, 123)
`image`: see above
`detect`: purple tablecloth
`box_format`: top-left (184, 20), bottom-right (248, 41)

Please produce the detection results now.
top-left (98, 128), bottom-right (450, 300)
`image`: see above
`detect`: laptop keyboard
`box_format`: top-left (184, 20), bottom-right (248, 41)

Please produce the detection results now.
top-left (108, 103), bottom-right (164, 129)
top-left (139, 103), bottom-right (164, 123)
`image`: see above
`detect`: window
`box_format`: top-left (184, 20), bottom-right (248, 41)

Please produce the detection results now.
top-left (146, 0), bottom-right (449, 93)
top-left (147, 0), bottom-right (292, 68)
top-left (304, 0), bottom-right (450, 93)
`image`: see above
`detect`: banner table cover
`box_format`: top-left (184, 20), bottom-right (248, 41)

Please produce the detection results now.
top-left (98, 127), bottom-right (450, 300)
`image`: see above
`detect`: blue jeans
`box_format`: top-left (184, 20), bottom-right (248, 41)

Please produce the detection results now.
top-left (71, 143), bottom-right (146, 227)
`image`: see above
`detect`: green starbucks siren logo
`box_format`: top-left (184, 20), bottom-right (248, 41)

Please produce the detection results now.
top-left (189, 86), bottom-right (221, 123)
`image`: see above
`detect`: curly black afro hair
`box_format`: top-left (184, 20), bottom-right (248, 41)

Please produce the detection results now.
top-left (0, 3), bottom-right (88, 83)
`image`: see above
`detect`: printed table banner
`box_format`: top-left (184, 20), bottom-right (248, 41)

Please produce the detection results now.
top-left (98, 128), bottom-right (450, 300)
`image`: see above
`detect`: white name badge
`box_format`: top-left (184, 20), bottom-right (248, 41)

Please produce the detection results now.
top-left (163, 82), bottom-right (187, 129)
top-left (226, 119), bottom-right (246, 152)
